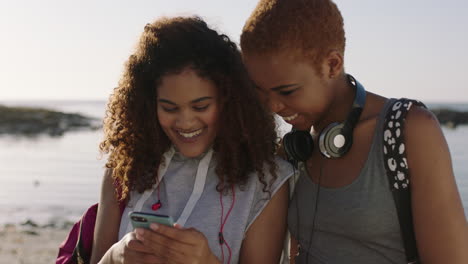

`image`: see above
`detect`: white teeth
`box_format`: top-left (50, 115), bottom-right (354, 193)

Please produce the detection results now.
top-left (283, 113), bottom-right (298, 121)
top-left (178, 128), bottom-right (203, 138)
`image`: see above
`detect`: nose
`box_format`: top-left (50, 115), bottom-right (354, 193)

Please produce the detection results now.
top-left (175, 108), bottom-right (197, 129)
top-left (268, 97), bottom-right (285, 113)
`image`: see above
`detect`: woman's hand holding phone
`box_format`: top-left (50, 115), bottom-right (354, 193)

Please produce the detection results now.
top-left (100, 211), bottom-right (219, 264)
top-left (99, 232), bottom-right (159, 264)
top-left (135, 223), bottom-right (221, 264)
top-left (98, 211), bottom-right (171, 264)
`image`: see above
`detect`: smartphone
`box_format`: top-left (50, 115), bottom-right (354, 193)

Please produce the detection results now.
top-left (129, 211), bottom-right (175, 229)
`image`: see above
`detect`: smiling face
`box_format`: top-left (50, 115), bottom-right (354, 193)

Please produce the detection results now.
top-left (157, 68), bottom-right (219, 158)
top-left (243, 52), bottom-right (335, 131)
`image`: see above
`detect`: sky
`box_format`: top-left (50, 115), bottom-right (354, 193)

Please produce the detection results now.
top-left (0, 0), bottom-right (467, 102)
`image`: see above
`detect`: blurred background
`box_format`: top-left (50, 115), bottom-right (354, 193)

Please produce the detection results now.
top-left (0, 0), bottom-right (467, 262)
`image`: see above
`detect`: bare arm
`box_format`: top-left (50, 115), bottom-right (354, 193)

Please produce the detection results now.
top-left (239, 182), bottom-right (289, 264)
top-left (406, 107), bottom-right (468, 263)
top-left (90, 168), bottom-right (121, 264)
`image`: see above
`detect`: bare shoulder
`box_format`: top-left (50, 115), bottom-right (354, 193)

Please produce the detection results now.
top-left (103, 167), bottom-right (114, 183)
top-left (100, 167), bottom-right (120, 216)
top-left (403, 104), bottom-right (449, 161)
top-left (101, 168), bottom-right (119, 203)
top-left (403, 104), bottom-right (447, 170)
top-left (403, 104), bottom-right (468, 263)
top-left (405, 104), bottom-right (441, 135)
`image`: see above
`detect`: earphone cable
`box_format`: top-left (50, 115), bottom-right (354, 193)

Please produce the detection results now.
top-left (293, 164), bottom-right (301, 262)
top-left (219, 184), bottom-right (235, 264)
top-left (305, 157), bottom-right (324, 264)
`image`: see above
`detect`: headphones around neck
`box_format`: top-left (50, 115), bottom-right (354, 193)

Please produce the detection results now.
top-left (283, 74), bottom-right (366, 163)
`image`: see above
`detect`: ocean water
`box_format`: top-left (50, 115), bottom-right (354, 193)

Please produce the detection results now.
top-left (0, 100), bottom-right (467, 226)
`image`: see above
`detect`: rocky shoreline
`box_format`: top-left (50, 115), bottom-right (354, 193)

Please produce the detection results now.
top-left (0, 104), bottom-right (101, 136)
top-left (0, 222), bottom-right (70, 264)
top-left (430, 108), bottom-right (468, 128)
top-left (0, 105), bottom-right (467, 137)
top-left (0, 213), bottom-right (78, 263)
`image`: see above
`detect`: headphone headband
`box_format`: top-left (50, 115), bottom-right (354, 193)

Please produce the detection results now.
top-left (342, 74), bottom-right (366, 134)
top-left (283, 74), bottom-right (367, 161)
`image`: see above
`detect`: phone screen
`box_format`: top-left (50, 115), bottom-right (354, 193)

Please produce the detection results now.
top-left (129, 211), bottom-right (175, 229)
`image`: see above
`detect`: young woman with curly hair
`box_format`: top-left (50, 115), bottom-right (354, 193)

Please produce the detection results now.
top-left (241, 0), bottom-right (468, 263)
top-left (90, 16), bottom-right (293, 264)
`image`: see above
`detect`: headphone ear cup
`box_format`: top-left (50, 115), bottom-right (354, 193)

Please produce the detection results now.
top-left (319, 123), bottom-right (353, 158)
top-left (283, 130), bottom-right (314, 162)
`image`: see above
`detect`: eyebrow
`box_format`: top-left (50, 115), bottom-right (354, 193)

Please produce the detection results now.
top-left (270, 84), bottom-right (298, 91)
top-left (158, 96), bottom-right (213, 105)
top-left (191, 96), bottom-right (213, 103)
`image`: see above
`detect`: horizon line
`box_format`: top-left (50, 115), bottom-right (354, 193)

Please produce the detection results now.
top-left (2, 98), bottom-right (468, 104)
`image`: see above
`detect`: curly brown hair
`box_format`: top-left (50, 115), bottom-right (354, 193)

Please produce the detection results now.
top-left (241, 0), bottom-right (345, 75)
top-left (100, 16), bottom-right (279, 201)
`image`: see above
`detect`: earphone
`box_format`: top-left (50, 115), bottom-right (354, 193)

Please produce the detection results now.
top-left (283, 74), bottom-right (366, 162)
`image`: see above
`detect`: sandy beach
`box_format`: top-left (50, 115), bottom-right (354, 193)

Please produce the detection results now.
top-left (0, 224), bottom-right (69, 264)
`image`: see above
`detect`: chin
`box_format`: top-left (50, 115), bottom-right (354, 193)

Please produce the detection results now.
top-left (292, 121), bottom-right (313, 132)
top-left (176, 144), bottom-right (210, 158)
top-left (296, 118), bottom-right (314, 132)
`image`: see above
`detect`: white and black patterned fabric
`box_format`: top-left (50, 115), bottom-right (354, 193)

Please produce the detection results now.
top-left (383, 98), bottom-right (426, 264)
top-left (383, 99), bottom-right (425, 190)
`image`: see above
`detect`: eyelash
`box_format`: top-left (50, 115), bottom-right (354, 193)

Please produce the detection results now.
top-left (193, 105), bottom-right (209, 111)
top-left (161, 105), bottom-right (209, 113)
top-left (279, 90), bottom-right (296, 96)
top-left (162, 107), bottom-right (177, 113)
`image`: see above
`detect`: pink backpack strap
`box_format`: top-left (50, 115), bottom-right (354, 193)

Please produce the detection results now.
top-left (57, 171), bottom-right (127, 263)
top-left (56, 212), bottom-right (85, 264)
top-left (56, 200), bottom-right (126, 264)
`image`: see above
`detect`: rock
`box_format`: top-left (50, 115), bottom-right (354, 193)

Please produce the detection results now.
top-left (33, 180), bottom-right (40, 187)
top-left (41, 222), bottom-right (57, 229)
top-left (430, 108), bottom-right (468, 128)
top-left (20, 219), bottom-right (38, 228)
top-left (61, 220), bottom-right (75, 230)
top-left (3, 223), bottom-right (15, 229)
top-left (0, 104), bottom-right (101, 136)
top-left (21, 230), bottom-right (39, 236)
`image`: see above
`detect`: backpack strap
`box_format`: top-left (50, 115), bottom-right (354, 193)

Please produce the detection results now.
top-left (383, 98), bottom-right (426, 264)
top-left (71, 201), bottom-right (127, 264)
